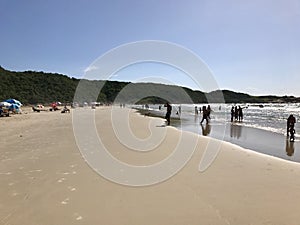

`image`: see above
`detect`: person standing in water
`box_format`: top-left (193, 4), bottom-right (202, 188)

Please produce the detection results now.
top-left (231, 106), bottom-right (235, 122)
top-left (165, 102), bottom-right (172, 126)
top-left (238, 106), bottom-right (244, 122)
top-left (234, 106), bottom-right (239, 121)
top-left (287, 114), bottom-right (296, 141)
top-left (207, 105), bottom-right (212, 120)
top-left (200, 106), bottom-right (209, 124)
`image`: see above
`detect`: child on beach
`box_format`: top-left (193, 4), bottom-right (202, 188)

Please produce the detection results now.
top-left (287, 114), bottom-right (296, 141)
top-left (290, 127), bottom-right (296, 142)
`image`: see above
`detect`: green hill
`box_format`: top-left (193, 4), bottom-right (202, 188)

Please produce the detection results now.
top-left (0, 66), bottom-right (298, 104)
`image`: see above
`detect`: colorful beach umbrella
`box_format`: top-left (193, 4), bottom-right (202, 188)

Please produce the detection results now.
top-left (5, 99), bottom-right (22, 106)
top-left (9, 103), bottom-right (20, 110)
top-left (0, 102), bottom-right (11, 107)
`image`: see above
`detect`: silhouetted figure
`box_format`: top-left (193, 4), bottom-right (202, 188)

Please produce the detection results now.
top-left (238, 106), bottom-right (243, 122)
top-left (61, 105), bottom-right (70, 113)
top-left (207, 105), bottom-right (211, 119)
top-left (165, 102), bottom-right (172, 126)
top-left (234, 106), bottom-right (238, 121)
top-left (287, 114), bottom-right (296, 141)
top-left (200, 106), bottom-right (209, 124)
top-left (231, 106), bottom-right (235, 122)
top-left (195, 106), bottom-right (198, 115)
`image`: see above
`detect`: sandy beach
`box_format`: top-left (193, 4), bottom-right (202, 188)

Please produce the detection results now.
top-left (1, 106), bottom-right (300, 225)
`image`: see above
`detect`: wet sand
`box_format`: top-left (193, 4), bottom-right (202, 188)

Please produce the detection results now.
top-left (139, 108), bottom-right (300, 163)
top-left (176, 119), bottom-right (300, 163)
top-left (1, 107), bottom-right (300, 225)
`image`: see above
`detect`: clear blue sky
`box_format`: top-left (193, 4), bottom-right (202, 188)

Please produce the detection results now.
top-left (1, 0), bottom-right (300, 96)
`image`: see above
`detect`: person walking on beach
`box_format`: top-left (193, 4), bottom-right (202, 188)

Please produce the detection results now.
top-left (200, 106), bottom-right (209, 124)
top-left (195, 106), bottom-right (198, 115)
top-left (165, 102), bottom-right (172, 126)
top-left (287, 114), bottom-right (296, 140)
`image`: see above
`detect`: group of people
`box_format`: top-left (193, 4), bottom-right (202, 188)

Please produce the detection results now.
top-left (231, 106), bottom-right (245, 122)
top-left (231, 105), bottom-right (245, 122)
top-left (163, 104), bottom-right (297, 142)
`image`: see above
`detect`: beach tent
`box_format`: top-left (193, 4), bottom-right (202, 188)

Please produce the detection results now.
top-left (0, 102), bottom-right (12, 107)
top-left (5, 99), bottom-right (22, 106)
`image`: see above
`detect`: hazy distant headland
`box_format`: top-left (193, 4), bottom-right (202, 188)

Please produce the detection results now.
top-left (0, 66), bottom-right (299, 105)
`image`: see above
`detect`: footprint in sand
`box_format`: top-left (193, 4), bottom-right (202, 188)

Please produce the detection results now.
top-left (73, 213), bottom-right (83, 221)
top-left (0, 172), bottom-right (12, 175)
top-left (76, 216), bottom-right (83, 221)
top-left (28, 169), bottom-right (42, 173)
top-left (61, 198), bottom-right (70, 205)
top-left (11, 192), bottom-right (19, 197)
top-left (68, 186), bottom-right (76, 192)
top-left (57, 178), bottom-right (66, 183)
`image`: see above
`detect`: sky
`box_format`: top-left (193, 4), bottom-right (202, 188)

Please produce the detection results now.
top-left (1, 0), bottom-right (300, 96)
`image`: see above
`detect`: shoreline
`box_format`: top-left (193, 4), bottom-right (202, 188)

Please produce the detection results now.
top-left (136, 108), bottom-right (300, 163)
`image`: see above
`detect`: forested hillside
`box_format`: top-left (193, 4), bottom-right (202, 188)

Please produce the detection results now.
top-left (0, 66), bottom-right (298, 104)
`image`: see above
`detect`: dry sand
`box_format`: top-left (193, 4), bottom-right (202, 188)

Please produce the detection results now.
top-left (1, 106), bottom-right (300, 225)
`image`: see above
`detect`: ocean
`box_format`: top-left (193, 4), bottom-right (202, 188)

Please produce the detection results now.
top-left (133, 103), bottom-right (300, 163)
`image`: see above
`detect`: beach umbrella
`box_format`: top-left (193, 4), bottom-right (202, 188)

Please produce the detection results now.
top-left (0, 102), bottom-right (12, 107)
top-left (9, 103), bottom-right (20, 110)
top-left (5, 99), bottom-right (22, 106)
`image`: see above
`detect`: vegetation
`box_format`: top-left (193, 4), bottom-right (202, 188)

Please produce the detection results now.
top-left (0, 66), bottom-right (299, 105)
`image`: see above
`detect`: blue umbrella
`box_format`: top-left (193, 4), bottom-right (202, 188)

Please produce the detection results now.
top-left (5, 99), bottom-right (22, 106)
top-left (9, 103), bottom-right (20, 110)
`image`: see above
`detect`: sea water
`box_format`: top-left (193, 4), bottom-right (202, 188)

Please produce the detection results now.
top-left (133, 103), bottom-right (300, 162)
top-left (137, 103), bottom-right (300, 136)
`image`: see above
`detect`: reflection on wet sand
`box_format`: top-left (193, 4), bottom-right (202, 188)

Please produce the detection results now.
top-left (230, 123), bottom-right (242, 139)
top-left (200, 123), bottom-right (211, 136)
top-left (286, 139), bottom-right (295, 157)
